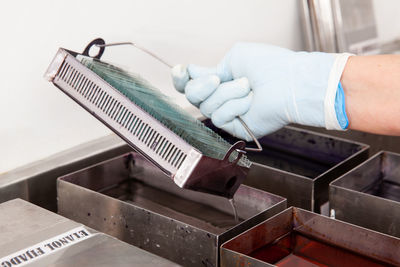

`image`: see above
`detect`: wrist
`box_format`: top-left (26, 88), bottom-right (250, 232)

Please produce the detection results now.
top-left (324, 53), bottom-right (352, 130)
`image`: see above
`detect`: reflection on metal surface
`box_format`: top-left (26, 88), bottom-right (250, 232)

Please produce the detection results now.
top-left (0, 134), bottom-right (131, 211)
top-left (206, 120), bottom-right (369, 212)
top-left (221, 207), bottom-right (400, 267)
top-left (102, 178), bottom-right (241, 234)
top-left (330, 151), bottom-right (400, 238)
top-left (332, 0), bottom-right (378, 53)
top-left (311, 0), bottom-right (338, 52)
top-left (57, 152), bottom-right (286, 267)
top-left (0, 199), bottom-right (179, 266)
top-left (300, 0), bottom-right (339, 52)
top-left (298, 125), bottom-right (400, 155)
top-left (301, 0), bottom-right (400, 54)
top-left (301, 0), bottom-right (377, 53)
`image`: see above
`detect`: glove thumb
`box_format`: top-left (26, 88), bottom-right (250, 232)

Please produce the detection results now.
top-left (171, 64), bottom-right (218, 93)
top-left (171, 64), bottom-right (190, 93)
top-left (187, 64), bottom-right (217, 78)
top-left (188, 61), bottom-right (233, 83)
top-left (171, 58), bottom-right (232, 93)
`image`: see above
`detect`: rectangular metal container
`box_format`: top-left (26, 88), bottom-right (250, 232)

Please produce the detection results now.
top-left (0, 199), bottom-right (179, 266)
top-left (0, 134), bottom-right (131, 211)
top-left (298, 125), bottom-right (400, 155)
top-left (207, 122), bottom-right (369, 212)
top-left (57, 152), bottom-right (286, 267)
top-left (330, 151), bottom-right (400, 237)
top-left (221, 207), bottom-right (400, 267)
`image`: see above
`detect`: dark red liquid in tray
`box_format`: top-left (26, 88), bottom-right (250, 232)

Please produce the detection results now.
top-left (248, 232), bottom-right (389, 267)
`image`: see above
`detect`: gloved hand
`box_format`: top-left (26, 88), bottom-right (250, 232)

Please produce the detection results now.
top-left (171, 43), bottom-right (351, 141)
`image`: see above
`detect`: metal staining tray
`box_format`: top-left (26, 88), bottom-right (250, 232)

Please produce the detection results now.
top-left (221, 207), bottom-right (400, 267)
top-left (206, 121), bottom-right (369, 212)
top-left (57, 152), bottom-right (286, 267)
top-left (330, 151), bottom-right (400, 237)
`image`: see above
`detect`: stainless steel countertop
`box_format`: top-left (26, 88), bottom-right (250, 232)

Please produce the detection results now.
top-left (0, 134), bottom-right (131, 211)
top-left (0, 199), bottom-right (180, 266)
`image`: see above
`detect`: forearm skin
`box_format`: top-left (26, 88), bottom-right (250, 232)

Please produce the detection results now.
top-left (341, 55), bottom-right (400, 135)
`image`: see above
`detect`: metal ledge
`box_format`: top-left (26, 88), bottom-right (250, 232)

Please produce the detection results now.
top-left (0, 134), bottom-right (131, 211)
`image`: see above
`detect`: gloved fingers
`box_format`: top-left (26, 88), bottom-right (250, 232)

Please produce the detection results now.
top-left (187, 64), bottom-right (217, 78)
top-left (220, 118), bottom-right (253, 141)
top-left (171, 64), bottom-right (190, 93)
top-left (185, 75), bottom-right (220, 106)
top-left (199, 77), bottom-right (250, 118)
top-left (171, 63), bottom-right (230, 94)
top-left (211, 92), bottom-right (252, 128)
top-left (215, 52), bottom-right (234, 82)
top-left (188, 62), bottom-right (233, 83)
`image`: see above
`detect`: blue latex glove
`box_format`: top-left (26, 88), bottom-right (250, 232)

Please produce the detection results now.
top-left (172, 43), bottom-right (351, 141)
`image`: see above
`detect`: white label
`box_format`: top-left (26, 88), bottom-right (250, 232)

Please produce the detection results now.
top-left (0, 226), bottom-right (92, 267)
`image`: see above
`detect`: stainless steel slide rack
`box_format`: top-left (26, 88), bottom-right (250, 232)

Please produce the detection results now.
top-left (44, 38), bottom-right (250, 198)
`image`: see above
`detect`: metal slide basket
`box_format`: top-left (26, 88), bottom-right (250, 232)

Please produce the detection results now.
top-left (44, 39), bottom-right (250, 198)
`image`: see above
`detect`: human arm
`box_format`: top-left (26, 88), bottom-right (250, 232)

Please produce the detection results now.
top-left (171, 43), bottom-right (400, 141)
top-left (341, 55), bottom-right (400, 135)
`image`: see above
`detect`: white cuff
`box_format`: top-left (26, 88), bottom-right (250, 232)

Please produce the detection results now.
top-left (324, 53), bottom-right (352, 130)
